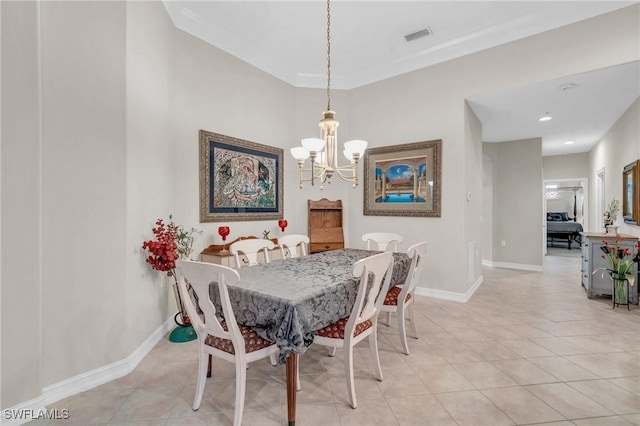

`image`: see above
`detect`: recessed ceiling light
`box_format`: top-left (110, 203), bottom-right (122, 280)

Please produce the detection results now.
top-left (564, 140), bottom-right (574, 145)
top-left (539, 112), bottom-right (552, 122)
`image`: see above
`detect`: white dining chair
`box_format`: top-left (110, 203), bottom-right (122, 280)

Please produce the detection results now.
top-left (278, 234), bottom-right (310, 259)
top-left (175, 260), bottom-right (280, 426)
top-left (230, 238), bottom-right (275, 268)
top-left (313, 251), bottom-right (394, 409)
top-left (380, 241), bottom-right (427, 355)
top-left (362, 232), bottom-right (404, 252)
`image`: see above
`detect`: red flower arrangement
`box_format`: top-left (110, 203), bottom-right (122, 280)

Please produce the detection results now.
top-left (142, 216), bottom-right (202, 329)
top-left (142, 218), bottom-right (179, 276)
top-left (142, 216), bottom-right (202, 276)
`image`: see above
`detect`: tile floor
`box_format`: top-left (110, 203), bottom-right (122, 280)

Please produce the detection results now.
top-left (36, 255), bottom-right (639, 425)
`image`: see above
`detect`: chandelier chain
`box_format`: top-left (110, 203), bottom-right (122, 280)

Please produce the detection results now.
top-left (326, 0), bottom-right (331, 111)
top-left (290, 0), bottom-right (366, 189)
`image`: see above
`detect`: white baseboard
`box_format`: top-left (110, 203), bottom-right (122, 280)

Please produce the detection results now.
top-left (482, 259), bottom-right (543, 272)
top-left (414, 275), bottom-right (483, 303)
top-left (1, 317), bottom-right (174, 426)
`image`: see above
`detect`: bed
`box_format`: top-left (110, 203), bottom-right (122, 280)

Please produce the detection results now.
top-left (546, 211), bottom-right (583, 250)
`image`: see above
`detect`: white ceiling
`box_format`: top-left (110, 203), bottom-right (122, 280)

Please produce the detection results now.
top-left (162, 1), bottom-right (639, 156)
top-left (468, 61), bottom-right (640, 156)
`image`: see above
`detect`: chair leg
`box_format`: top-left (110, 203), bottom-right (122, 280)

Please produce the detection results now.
top-left (344, 344), bottom-right (357, 409)
top-left (269, 353), bottom-right (277, 366)
top-left (369, 325), bottom-right (383, 382)
top-left (408, 301), bottom-right (419, 340)
top-left (398, 305), bottom-right (410, 355)
top-left (233, 360), bottom-right (247, 426)
top-left (296, 358), bottom-right (301, 391)
top-left (384, 311), bottom-right (391, 326)
top-left (193, 348), bottom-right (208, 410)
top-left (329, 347), bottom-right (337, 357)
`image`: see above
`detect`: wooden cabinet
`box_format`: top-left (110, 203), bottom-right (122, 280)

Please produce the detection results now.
top-left (581, 232), bottom-right (638, 303)
top-left (308, 199), bottom-right (344, 253)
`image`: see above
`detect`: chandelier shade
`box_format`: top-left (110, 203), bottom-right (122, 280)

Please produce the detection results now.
top-left (291, 0), bottom-right (367, 189)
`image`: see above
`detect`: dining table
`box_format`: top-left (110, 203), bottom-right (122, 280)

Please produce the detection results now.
top-left (208, 248), bottom-right (411, 426)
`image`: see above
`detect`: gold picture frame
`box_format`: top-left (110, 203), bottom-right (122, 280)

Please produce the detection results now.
top-left (199, 130), bottom-right (283, 222)
top-left (363, 139), bottom-right (442, 217)
top-left (622, 159), bottom-right (640, 225)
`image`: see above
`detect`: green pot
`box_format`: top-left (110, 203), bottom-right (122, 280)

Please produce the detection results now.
top-left (169, 324), bottom-right (197, 343)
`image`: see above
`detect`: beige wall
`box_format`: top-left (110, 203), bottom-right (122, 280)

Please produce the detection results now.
top-left (543, 153), bottom-right (589, 181)
top-left (465, 103), bottom-right (484, 285)
top-left (39, 0), bottom-right (128, 387)
top-left (1, 1), bottom-right (42, 409)
top-left (125, 0), bottom-right (178, 359)
top-left (1, 0), bottom-right (638, 412)
top-left (483, 139), bottom-right (544, 267)
top-left (589, 97), bottom-right (640, 237)
top-left (483, 153), bottom-right (495, 262)
top-left (547, 194), bottom-right (582, 220)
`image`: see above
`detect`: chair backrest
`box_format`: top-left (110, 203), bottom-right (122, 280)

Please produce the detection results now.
top-left (278, 234), bottom-right (310, 259)
top-left (346, 251), bottom-right (394, 332)
top-left (401, 241), bottom-right (427, 298)
top-left (362, 232), bottom-right (404, 252)
top-left (230, 239), bottom-right (275, 268)
top-left (175, 260), bottom-right (246, 354)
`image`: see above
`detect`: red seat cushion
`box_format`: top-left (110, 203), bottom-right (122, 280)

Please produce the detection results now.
top-left (384, 285), bottom-right (412, 306)
top-left (315, 317), bottom-right (372, 339)
top-left (204, 322), bottom-right (274, 354)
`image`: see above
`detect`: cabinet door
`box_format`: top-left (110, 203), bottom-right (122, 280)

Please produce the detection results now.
top-left (309, 209), bottom-right (342, 230)
top-left (580, 243), bottom-right (589, 290)
top-left (589, 242), bottom-right (613, 296)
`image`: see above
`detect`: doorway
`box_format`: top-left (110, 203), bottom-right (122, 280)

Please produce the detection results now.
top-left (543, 177), bottom-right (588, 258)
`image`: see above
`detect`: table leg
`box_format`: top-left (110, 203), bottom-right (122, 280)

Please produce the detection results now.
top-left (286, 353), bottom-right (298, 426)
top-left (207, 354), bottom-right (212, 378)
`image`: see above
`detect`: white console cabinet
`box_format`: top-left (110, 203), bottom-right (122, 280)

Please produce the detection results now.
top-left (580, 232), bottom-right (638, 303)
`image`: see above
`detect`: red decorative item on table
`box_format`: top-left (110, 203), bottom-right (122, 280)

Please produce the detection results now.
top-left (218, 226), bottom-right (230, 253)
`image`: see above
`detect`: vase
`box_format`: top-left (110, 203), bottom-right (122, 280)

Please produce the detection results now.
top-left (169, 278), bottom-right (197, 342)
top-left (612, 276), bottom-right (629, 309)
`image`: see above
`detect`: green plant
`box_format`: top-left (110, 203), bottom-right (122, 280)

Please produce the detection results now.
top-left (171, 215), bottom-right (203, 260)
top-left (596, 237), bottom-right (640, 284)
top-left (603, 199), bottom-right (620, 226)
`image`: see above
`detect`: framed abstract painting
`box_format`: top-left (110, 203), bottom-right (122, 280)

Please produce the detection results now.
top-left (199, 130), bottom-right (283, 222)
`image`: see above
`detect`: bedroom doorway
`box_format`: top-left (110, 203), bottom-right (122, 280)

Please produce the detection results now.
top-left (543, 177), bottom-right (588, 258)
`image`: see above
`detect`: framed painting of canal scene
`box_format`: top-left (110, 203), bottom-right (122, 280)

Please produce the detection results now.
top-left (363, 139), bottom-right (441, 217)
top-left (199, 130), bottom-right (283, 222)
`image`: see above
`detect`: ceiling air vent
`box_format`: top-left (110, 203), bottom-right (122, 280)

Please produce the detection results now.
top-left (404, 27), bottom-right (432, 42)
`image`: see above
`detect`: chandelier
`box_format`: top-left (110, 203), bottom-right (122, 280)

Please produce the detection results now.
top-left (290, 0), bottom-right (367, 189)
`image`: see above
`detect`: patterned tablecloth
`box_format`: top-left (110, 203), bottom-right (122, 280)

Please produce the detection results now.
top-left (209, 248), bottom-right (411, 364)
